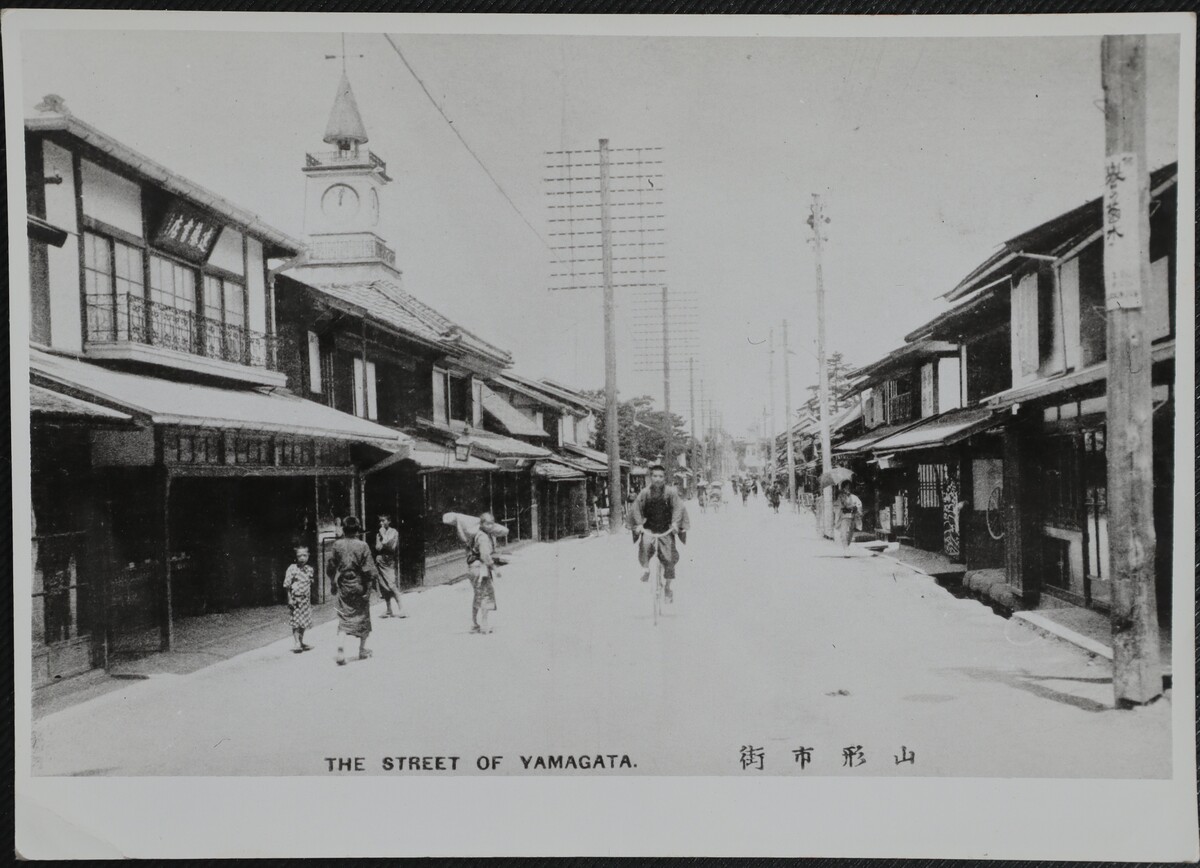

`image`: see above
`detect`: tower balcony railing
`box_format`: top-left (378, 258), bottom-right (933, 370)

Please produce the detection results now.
top-left (308, 236), bottom-right (396, 266)
top-left (85, 294), bottom-right (278, 370)
top-left (304, 149), bottom-right (390, 179)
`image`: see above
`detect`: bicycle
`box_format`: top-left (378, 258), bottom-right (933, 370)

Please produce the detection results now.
top-left (640, 529), bottom-right (673, 626)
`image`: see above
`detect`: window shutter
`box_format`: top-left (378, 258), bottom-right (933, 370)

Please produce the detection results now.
top-left (1014, 273), bottom-right (1039, 381)
top-left (366, 361), bottom-right (378, 421)
top-left (920, 363), bottom-right (935, 417)
top-left (353, 358), bottom-right (366, 418)
top-left (307, 332), bottom-right (322, 394)
top-left (432, 369), bottom-right (447, 424)
top-left (1059, 258), bottom-right (1081, 371)
top-left (1148, 256), bottom-right (1171, 340)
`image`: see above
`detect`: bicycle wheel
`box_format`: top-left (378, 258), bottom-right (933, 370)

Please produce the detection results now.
top-left (652, 550), bottom-right (662, 625)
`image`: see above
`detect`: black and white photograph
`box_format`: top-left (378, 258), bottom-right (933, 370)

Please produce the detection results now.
top-left (8, 9), bottom-right (1196, 860)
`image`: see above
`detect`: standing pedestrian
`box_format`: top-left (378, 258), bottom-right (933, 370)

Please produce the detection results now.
top-left (327, 516), bottom-right (382, 665)
top-left (467, 512), bottom-right (508, 634)
top-left (282, 545), bottom-right (314, 653)
top-left (834, 480), bottom-right (863, 557)
top-left (374, 514), bottom-right (405, 618)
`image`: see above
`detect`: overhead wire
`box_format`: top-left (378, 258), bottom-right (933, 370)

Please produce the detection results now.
top-left (381, 33), bottom-right (552, 252)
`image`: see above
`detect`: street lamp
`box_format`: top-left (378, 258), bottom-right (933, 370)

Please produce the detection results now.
top-left (454, 436), bottom-right (473, 462)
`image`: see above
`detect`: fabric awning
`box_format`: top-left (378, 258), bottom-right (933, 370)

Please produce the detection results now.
top-left (480, 383), bottom-right (548, 438)
top-left (30, 384), bottom-right (132, 422)
top-left (560, 442), bottom-right (630, 468)
top-left (366, 437), bottom-right (497, 475)
top-left (834, 419), bottom-right (924, 455)
top-left (866, 406), bottom-right (1001, 454)
top-left (534, 459), bottom-right (585, 481)
top-left (30, 348), bottom-right (410, 447)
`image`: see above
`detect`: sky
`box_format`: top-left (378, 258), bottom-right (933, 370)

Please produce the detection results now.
top-left (18, 26), bottom-right (1182, 436)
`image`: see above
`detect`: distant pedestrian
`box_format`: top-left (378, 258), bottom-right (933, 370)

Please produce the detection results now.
top-left (374, 514), bottom-right (405, 618)
top-left (327, 516), bottom-right (382, 665)
top-left (834, 480), bottom-right (863, 556)
top-left (283, 545), bottom-right (314, 653)
top-left (467, 512), bottom-right (508, 634)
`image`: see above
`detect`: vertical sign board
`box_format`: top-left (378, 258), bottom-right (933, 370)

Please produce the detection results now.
top-left (1103, 152), bottom-right (1142, 310)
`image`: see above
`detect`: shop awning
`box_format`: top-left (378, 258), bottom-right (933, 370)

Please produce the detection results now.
top-left (366, 437), bottom-right (498, 475)
top-left (561, 442), bottom-right (629, 468)
top-left (480, 383), bottom-right (549, 438)
top-left (555, 451), bottom-right (606, 473)
top-left (30, 348), bottom-right (410, 448)
top-left (866, 406), bottom-right (1002, 454)
top-left (533, 459), bottom-right (586, 481)
top-left (834, 419), bottom-right (924, 455)
top-left (981, 340), bottom-right (1176, 410)
top-left (30, 384), bottom-right (133, 422)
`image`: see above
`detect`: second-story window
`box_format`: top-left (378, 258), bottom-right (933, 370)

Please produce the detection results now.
top-left (353, 358), bottom-right (378, 420)
top-left (448, 375), bottom-right (471, 423)
top-left (83, 231), bottom-right (143, 342)
top-left (149, 254), bottom-right (198, 354)
top-left (202, 275), bottom-right (247, 364)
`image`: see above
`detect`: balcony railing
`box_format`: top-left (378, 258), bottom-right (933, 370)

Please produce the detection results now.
top-left (86, 294), bottom-right (277, 370)
top-left (308, 236), bottom-right (396, 266)
top-left (305, 148), bottom-right (389, 175)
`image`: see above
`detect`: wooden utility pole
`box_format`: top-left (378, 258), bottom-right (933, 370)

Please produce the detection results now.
top-left (689, 356), bottom-right (697, 495)
top-left (782, 318), bottom-right (797, 508)
top-left (810, 195), bottom-right (833, 535)
top-left (1101, 36), bottom-right (1161, 705)
top-left (661, 284), bottom-right (673, 476)
top-left (768, 328), bottom-right (778, 487)
top-left (599, 139), bottom-right (622, 533)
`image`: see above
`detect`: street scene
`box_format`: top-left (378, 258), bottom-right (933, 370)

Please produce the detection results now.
top-left (12, 15), bottom-right (1189, 806)
top-left (32, 497), bottom-right (1171, 778)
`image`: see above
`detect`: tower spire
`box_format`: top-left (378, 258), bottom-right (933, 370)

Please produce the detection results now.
top-left (323, 70), bottom-right (369, 151)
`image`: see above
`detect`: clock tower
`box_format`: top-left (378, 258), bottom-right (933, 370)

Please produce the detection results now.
top-left (300, 72), bottom-right (399, 280)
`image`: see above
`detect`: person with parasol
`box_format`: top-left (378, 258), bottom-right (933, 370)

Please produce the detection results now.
top-left (821, 467), bottom-right (861, 556)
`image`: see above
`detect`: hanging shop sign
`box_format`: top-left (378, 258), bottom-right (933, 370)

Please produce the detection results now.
top-left (153, 199), bottom-right (222, 263)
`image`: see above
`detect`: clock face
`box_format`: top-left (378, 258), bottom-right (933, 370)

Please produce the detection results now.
top-left (369, 188), bottom-right (380, 226)
top-left (321, 184), bottom-right (360, 223)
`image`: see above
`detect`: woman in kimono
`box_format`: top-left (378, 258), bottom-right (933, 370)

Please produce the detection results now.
top-left (373, 514), bottom-right (405, 618)
top-left (327, 516), bottom-right (382, 665)
top-left (833, 480), bottom-right (863, 556)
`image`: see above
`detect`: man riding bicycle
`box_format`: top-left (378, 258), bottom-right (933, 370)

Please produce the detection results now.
top-left (631, 464), bottom-right (686, 603)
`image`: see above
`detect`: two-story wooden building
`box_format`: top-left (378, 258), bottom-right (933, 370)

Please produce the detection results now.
top-left (942, 164), bottom-right (1178, 619)
top-left (274, 72), bottom-right (564, 584)
top-left (24, 98), bottom-right (409, 686)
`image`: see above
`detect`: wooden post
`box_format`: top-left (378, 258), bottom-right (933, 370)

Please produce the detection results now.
top-left (159, 468), bottom-right (174, 651)
top-left (600, 139), bottom-right (623, 532)
top-left (530, 474), bottom-right (540, 541)
top-left (782, 319), bottom-right (797, 509)
top-left (811, 195), bottom-right (833, 534)
top-left (689, 356), bottom-right (697, 496)
top-left (661, 284), bottom-right (673, 474)
top-left (768, 328), bottom-right (778, 487)
top-left (1101, 35), bottom-right (1161, 705)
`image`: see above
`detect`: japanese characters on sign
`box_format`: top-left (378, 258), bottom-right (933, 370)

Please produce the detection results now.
top-left (154, 198), bottom-right (222, 263)
top-left (1102, 152), bottom-right (1143, 311)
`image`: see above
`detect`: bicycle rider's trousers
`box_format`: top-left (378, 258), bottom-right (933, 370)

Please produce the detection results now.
top-left (637, 533), bottom-right (679, 579)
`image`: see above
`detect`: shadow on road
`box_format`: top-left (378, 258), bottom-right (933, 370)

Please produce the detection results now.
top-left (947, 666), bottom-right (1113, 713)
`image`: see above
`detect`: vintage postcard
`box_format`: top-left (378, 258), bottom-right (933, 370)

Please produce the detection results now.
top-left (8, 9), bottom-right (1196, 859)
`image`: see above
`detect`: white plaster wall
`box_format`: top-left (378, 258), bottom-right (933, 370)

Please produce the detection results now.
top-left (245, 237), bottom-right (267, 333)
top-left (44, 142), bottom-right (82, 352)
top-left (80, 159), bottom-right (143, 238)
top-left (209, 227), bottom-right (245, 275)
top-left (937, 356), bottom-right (963, 413)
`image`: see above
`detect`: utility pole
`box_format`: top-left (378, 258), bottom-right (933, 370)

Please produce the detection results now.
top-left (782, 318), bottom-right (797, 509)
top-left (689, 356), bottom-right (697, 497)
top-left (809, 194), bottom-right (832, 536)
top-left (1101, 35), bottom-right (1161, 705)
top-left (661, 284), bottom-right (673, 476)
top-left (599, 138), bottom-right (622, 533)
top-left (768, 328), bottom-right (778, 487)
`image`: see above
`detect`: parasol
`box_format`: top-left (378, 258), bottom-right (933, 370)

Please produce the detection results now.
top-left (819, 467), bottom-right (855, 489)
